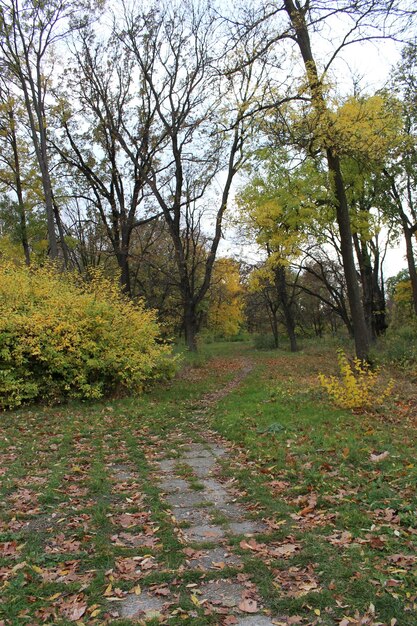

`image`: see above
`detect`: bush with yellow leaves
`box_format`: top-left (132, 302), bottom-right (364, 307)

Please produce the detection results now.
top-left (0, 263), bottom-right (175, 409)
top-left (318, 350), bottom-right (393, 410)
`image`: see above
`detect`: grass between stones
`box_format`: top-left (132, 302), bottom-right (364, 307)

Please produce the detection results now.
top-left (0, 339), bottom-right (416, 625)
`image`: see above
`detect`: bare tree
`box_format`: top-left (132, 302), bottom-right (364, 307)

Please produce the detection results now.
top-left (0, 78), bottom-right (31, 264)
top-left (0, 0), bottom-right (92, 261)
top-left (120, 3), bottom-right (270, 349)
top-left (53, 30), bottom-right (163, 292)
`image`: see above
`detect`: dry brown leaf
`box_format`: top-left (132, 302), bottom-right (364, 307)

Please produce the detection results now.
top-left (370, 451), bottom-right (390, 463)
top-left (238, 598), bottom-right (257, 613)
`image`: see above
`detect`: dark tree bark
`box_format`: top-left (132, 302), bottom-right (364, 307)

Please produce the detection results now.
top-left (7, 108), bottom-right (31, 265)
top-left (267, 299), bottom-right (280, 348)
top-left (274, 265), bottom-right (298, 352)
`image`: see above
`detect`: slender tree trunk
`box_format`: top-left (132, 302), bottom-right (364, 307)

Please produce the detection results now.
top-left (403, 223), bottom-right (417, 316)
top-left (353, 233), bottom-right (375, 342)
top-left (184, 303), bottom-right (198, 352)
top-left (284, 0), bottom-right (370, 361)
top-left (371, 246), bottom-right (387, 336)
top-left (53, 200), bottom-right (69, 269)
top-left (326, 150), bottom-right (370, 358)
top-left (269, 305), bottom-right (279, 348)
top-left (20, 78), bottom-right (59, 259)
top-left (9, 110), bottom-right (30, 265)
top-left (275, 265), bottom-right (298, 352)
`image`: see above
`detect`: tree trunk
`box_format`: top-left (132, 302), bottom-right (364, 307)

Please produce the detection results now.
top-left (184, 304), bottom-right (198, 352)
top-left (372, 249), bottom-right (387, 336)
top-left (353, 233), bottom-right (375, 342)
top-left (9, 110), bottom-right (30, 265)
top-left (284, 0), bottom-right (370, 361)
top-left (275, 265), bottom-right (298, 352)
top-left (403, 224), bottom-right (417, 316)
top-left (326, 150), bottom-right (370, 359)
top-left (117, 251), bottom-right (132, 296)
top-left (269, 305), bottom-right (279, 348)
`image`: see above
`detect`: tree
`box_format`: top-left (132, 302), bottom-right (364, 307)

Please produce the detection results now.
top-left (120, 3), bottom-right (267, 350)
top-left (0, 81), bottom-right (31, 264)
top-left (0, 0), bottom-right (94, 262)
top-left (205, 258), bottom-right (244, 338)
top-left (232, 0), bottom-right (415, 359)
top-left (297, 249), bottom-right (354, 337)
top-left (280, 0), bottom-right (379, 360)
top-left (237, 152), bottom-right (324, 351)
top-left (382, 43), bottom-right (417, 316)
top-left (53, 29), bottom-right (160, 293)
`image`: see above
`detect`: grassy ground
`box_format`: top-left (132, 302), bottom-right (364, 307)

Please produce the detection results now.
top-left (0, 339), bottom-right (416, 625)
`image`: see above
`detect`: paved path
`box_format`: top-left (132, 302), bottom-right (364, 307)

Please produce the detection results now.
top-left (111, 360), bottom-right (291, 624)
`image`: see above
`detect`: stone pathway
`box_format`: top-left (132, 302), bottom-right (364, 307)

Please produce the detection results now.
top-left (113, 439), bottom-right (279, 624)
top-left (112, 361), bottom-right (290, 624)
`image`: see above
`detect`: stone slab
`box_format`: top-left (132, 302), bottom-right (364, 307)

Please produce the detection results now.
top-left (200, 478), bottom-right (229, 504)
top-left (183, 523), bottom-right (225, 542)
top-left (185, 546), bottom-right (241, 570)
top-left (207, 444), bottom-right (227, 457)
top-left (165, 491), bottom-right (208, 509)
top-left (171, 507), bottom-right (213, 525)
top-left (110, 464), bottom-right (137, 481)
top-left (199, 580), bottom-right (247, 608)
top-left (117, 592), bottom-right (166, 619)
top-left (183, 444), bottom-right (213, 458)
top-left (159, 478), bottom-right (190, 493)
top-left (235, 617), bottom-right (278, 626)
top-left (213, 501), bottom-right (247, 521)
top-left (155, 459), bottom-right (177, 473)
top-left (186, 457), bottom-right (216, 477)
top-left (228, 520), bottom-right (268, 535)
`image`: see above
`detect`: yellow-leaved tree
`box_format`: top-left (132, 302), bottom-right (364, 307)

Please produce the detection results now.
top-left (237, 153), bottom-right (325, 351)
top-left (206, 258), bottom-right (245, 338)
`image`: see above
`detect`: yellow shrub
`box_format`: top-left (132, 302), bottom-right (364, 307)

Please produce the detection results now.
top-left (0, 262), bottom-right (175, 409)
top-left (318, 350), bottom-right (393, 410)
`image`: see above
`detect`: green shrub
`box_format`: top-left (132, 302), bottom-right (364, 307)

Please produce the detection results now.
top-left (253, 333), bottom-right (278, 350)
top-left (378, 323), bottom-right (417, 370)
top-left (0, 263), bottom-right (176, 409)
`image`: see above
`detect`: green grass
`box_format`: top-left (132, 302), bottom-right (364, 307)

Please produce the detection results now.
top-left (0, 340), bottom-right (416, 625)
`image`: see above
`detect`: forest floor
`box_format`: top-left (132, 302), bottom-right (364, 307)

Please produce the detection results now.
top-left (0, 340), bottom-right (416, 626)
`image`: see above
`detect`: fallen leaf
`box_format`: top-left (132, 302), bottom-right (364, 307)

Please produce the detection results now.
top-left (370, 451), bottom-right (390, 463)
top-left (238, 598), bottom-right (257, 613)
top-left (191, 594), bottom-right (200, 606)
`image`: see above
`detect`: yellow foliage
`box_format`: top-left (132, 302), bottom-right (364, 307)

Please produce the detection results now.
top-left (206, 258), bottom-right (244, 337)
top-left (319, 350), bottom-right (393, 410)
top-left (0, 262), bottom-right (175, 409)
top-left (393, 279), bottom-right (413, 307)
top-left (0, 235), bottom-right (26, 264)
top-left (330, 95), bottom-right (402, 162)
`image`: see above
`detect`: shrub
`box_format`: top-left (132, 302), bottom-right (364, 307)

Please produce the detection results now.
top-left (318, 350), bottom-right (393, 410)
top-left (378, 323), bottom-right (417, 370)
top-left (253, 333), bottom-right (278, 350)
top-left (0, 263), bottom-right (175, 409)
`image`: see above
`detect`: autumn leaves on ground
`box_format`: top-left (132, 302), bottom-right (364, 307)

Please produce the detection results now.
top-left (1, 341), bottom-right (416, 626)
